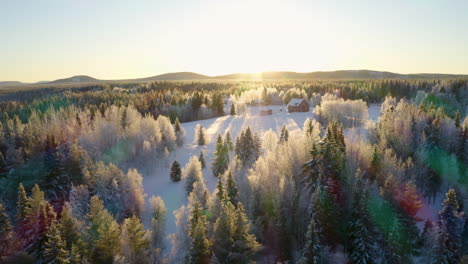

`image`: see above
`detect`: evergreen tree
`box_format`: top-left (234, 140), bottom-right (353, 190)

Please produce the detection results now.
top-left (435, 189), bottom-right (463, 264)
top-left (121, 215), bottom-right (150, 264)
top-left (199, 151), bottom-right (206, 169)
top-left (175, 117), bottom-right (185, 147)
top-left (279, 125), bottom-right (289, 144)
top-left (348, 175), bottom-right (375, 264)
top-left (226, 171), bottom-right (239, 207)
top-left (212, 134), bottom-right (229, 178)
top-left (149, 196), bottom-right (166, 261)
top-left (0, 203), bottom-right (13, 258)
top-left (69, 244), bottom-right (81, 264)
top-left (16, 182), bottom-right (30, 224)
top-left (213, 202), bottom-right (235, 262)
top-left (59, 203), bottom-right (83, 254)
top-left (87, 196), bottom-right (121, 264)
top-left (225, 132), bottom-right (233, 151)
top-left (230, 203), bottom-right (260, 263)
top-left (43, 222), bottom-right (70, 264)
top-left (170, 160), bottom-right (182, 182)
top-left (298, 217), bottom-right (324, 264)
top-left (230, 103), bottom-right (236, 116)
top-left (197, 125), bottom-right (206, 146)
top-left (455, 110), bottom-right (461, 128)
top-left (187, 202), bottom-right (210, 264)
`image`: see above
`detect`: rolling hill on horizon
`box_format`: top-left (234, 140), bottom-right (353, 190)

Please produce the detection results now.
top-left (2, 70), bottom-right (468, 87)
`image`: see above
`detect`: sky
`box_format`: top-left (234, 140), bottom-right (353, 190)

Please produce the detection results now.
top-left (1, 0), bottom-right (468, 82)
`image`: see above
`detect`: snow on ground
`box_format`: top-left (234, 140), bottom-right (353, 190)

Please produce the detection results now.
top-left (141, 102), bottom-right (383, 250)
top-left (142, 105), bottom-right (314, 236)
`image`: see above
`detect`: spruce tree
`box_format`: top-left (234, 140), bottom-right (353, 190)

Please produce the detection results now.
top-left (59, 203), bottom-right (83, 253)
top-left (121, 215), bottom-right (150, 264)
top-left (16, 182), bottom-right (30, 224)
top-left (279, 125), bottom-right (289, 144)
top-left (455, 110), bottom-right (461, 128)
top-left (213, 202), bottom-right (235, 261)
top-left (348, 175), bottom-right (375, 264)
top-left (170, 160), bottom-right (182, 182)
top-left (230, 203), bottom-right (260, 263)
top-left (199, 151), bottom-right (206, 169)
top-left (0, 203), bottom-right (13, 258)
top-left (298, 217), bottom-right (324, 264)
top-left (435, 189), bottom-right (463, 264)
top-left (43, 221), bottom-right (70, 264)
top-left (69, 244), bottom-right (81, 264)
top-left (188, 202), bottom-right (210, 264)
top-left (197, 125), bottom-right (206, 146)
top-left (226, 171), bottom-right (239, 207)
top-left (225, 132), bottom-right (233, 151)
top-left (230, 103), bottom-right (236, 115)
top-left (212, 134), bottom-right (229, 178)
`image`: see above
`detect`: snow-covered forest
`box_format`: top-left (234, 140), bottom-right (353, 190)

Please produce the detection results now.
top-left (0, 79), bottom-right (467, 263)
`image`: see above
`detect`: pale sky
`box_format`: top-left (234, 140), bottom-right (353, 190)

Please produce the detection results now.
top-left (1, 0), bottom-right (468, 82)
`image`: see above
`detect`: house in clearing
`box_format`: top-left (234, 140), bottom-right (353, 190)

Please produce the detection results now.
top-left (287, 98), bottom-right (309, 113)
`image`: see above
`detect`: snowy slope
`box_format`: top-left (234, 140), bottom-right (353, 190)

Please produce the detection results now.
top-left (142, 105), bottom-right (314, 235)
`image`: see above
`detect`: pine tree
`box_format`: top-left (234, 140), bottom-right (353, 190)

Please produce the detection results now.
top-left (279, 125), bottom-right (289, 144)
top-left (199, 151), bottom-right (206, 169)
top-left (213, 202), bottom-right (235, 261)
top-left (188, 202), bottom-right (210, 264)
top-left (348, 175), bottom-right (375, 264)
top-left (121, 215), bottom-right (151, 264)
top-left (0, 203), bottom-right (13, 258)
top-left (170, 160), bottom-right (182, 182)
top-left (212, 134), bottom-right (229, 178)
top-left (435, 189), bottom-right (463, 264)
top-left (225, 132), bottom-right (233, 151)
top-left (69, 244), bottom-right (81, 264)
top-left (297, 217), bottom-right (324, 264)
top-left (230, 203), bottom-right (260, 263)
top-left (226, 171), bottom-right (239, 207)
top-left (16, 182), bottom-right (30, 224)
top-left (197, 124), bottom-right (206, 146)
top-left (59, 203), bottom-right (83, 253)
top-left (455, 110), bottom-right (461, 128)
top-left (149, 196), bottom-right (166, 260)
top-left (43, 221), bottom-right (70, 264)
top-left (230, 103), bottom-right (236, 115)
top-left (87, 196), bottom-right (121, 264)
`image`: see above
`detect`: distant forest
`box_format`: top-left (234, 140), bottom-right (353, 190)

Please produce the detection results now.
top-left (0, 78), bottom-right (467, 263)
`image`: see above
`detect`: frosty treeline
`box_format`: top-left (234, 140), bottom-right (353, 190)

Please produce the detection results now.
top-left (1, 78), bottom-right (468, 263)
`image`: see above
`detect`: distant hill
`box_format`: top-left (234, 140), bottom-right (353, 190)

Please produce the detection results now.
top-left (49, 75), bottom-right (99, 84)
top-left (3, 70), bottom-right (468, 87)
top-left (0, 81), bottom-right (26, 87)
top-left (135, 72), bottom-right (210, 81)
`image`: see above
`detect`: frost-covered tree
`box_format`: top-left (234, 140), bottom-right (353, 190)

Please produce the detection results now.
top-left (212, 134), bottom-right (230, 177)
top-left (187, 202), bottom-right (210, 264)
top-left (86, 196), bottom-right (121, 264)
top-left (170, 160), bottom-right (182, 182)
top-left (121, 215), bottom-right (151, 264)
top-left (184, 156), bottom-right (205, 195)
top-left (279, 125), bottom-right (289, 144)
top-left (174, 117), bottom-right (185, 147)
top-left (435, 189), bottom-right (464, 264)
top-left (213, 201), bottom-right (235, 261)
top-left (196, 124), bottom-right (206, 146)
top-left (149, 196), bottom-right (166, 262)
top-left (225, 132), bottom-right (233, 151)
top-left (348, 174), bottom-right (375, 264)
top-left (235, 127), bottom-right (261, 166)
top-left (298, 217), bottom-right (324, 264)
top-left (230, 203), bottom-right (261, 263)
top-left (43, 221), bottom-right (70, 264)
top-left (199, 151), bottom-right (206, 169)
top-left (125, 168), bottom-right (146, 218)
